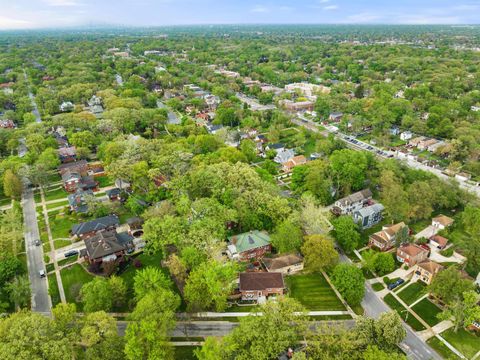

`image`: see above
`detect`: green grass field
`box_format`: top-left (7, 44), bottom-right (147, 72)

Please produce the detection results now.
top-left (427, 336), bottom-right (460, 359)
top-left (285, 273), bottom-right (345, 311)
top-left (397, 282), bottom-right (427, 306)
top-left (174, 346), bottom-right (199, 360)
top-left (411, 298), bottom-right (442, 327)
top-left (372, 282), bottom-right (385, 291)
top-left (96, 175), bottom-right (114, 188)
top-left (440, 328), bottom-right (480, 359)
top-left (44, 187), bottom-right (69, 202)
top-left (49, 213), bottom-right (78, 239)
top-left (48, 274), bottom-right (61, 306)
top-left (60, 264), bottom-right (94, 309)
top-left (383, 293), bottom-right (425, 331)
top-left (46, 200), bottom-right (69, 210)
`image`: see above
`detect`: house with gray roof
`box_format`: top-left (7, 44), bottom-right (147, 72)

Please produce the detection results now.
top-left (274, 148), bottom-right (295, 164)
top-left (83, 230), bottom-right (133, 264)
top-left (71, 215), bottom-right (119, 239)
top-left (332, 188), bottom-right (373, 215)
top-left (353, 203), bottom-right (385, 229)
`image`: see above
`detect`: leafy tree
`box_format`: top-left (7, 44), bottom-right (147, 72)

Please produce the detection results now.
top-left (3, 169), bottom-right (22, 200)
top-left (37, 148), bottom-right (61, 170)
top-left (356, 312), bottom-right (406, 351)
top-left (331, 263), bottom-right (365, 306)
top-left (133, 267), bottom-right (172, 301)
top-left (362, 345), bottom-right (406, 360)
top-left (362, 251), bottom-right (395, 276)
top-left (5, 275), bottom-right (30, 309)
top-left (0, 255), bottom-right (22, 286)
top-left (184, 260), bottom-right (237, 312)
top-left (332, 216), bottom-right (360, 253)
top-left (0, 311), bottom-right (73, 359)
top-left (108, 275), bottom-right (127, 309)
top-left (271, 217), bottom-right (303, 253)
top-left (429, 266), bottom-right (475, 305)
top-left (438, 290), bottom-right (480, 332)
top-left (80, 277), bottom-right (113, 313)
top-left (330, 149), bottom-right (368, 194)
top-left (301, 235), bottom-right (339, 272)
top-left (125, 289), bottom-right (180, 360)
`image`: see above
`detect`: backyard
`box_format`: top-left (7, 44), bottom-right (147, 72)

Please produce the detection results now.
top-left (285, 273), bottom-right (345, 311)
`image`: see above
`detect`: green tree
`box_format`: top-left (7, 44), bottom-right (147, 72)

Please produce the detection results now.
top-left (133, 267), bottom-right (173, 301)
top-left (108, 275), bottom-right (127, 309)
top-left (356, 312), bottom-right (406, 351)
top-left (301, 235), bottom-right (339, 272)
top-left (429, 266), bottom-right (475, 305)
top-left (37, 148), bottom-right (61, 170)
top-left (5, 275), bottom-right (31, 309)
top-left (331, 263), bottom-right (365, 306)
top-left (438, 290), bottom-right (480, 332)
top-left (184, 260), bottom-right (237, 312)
top-left (332, 216), bottom-right (360, 253)
top-left (80, 277), bottom-right (113, 313)
top-left (330, 149), bottom-right (369, 194)
top-left (271, 217), bottom-right (303, 253)
top-left (3, 169), bottom-right (22, 200)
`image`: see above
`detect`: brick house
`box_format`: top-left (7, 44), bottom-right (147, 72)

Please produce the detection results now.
top-left (429, 234), bottom-right (449, 250)
top-left (412, 260), bottom-right (443, 285)
top-left (227, 230), bottom-right (272, 261)
top-left (369, 222), bottom-right (408, 251)
top-left (239, 272), bottom-right (285, 301)
top-left (332, 188), bottom-right (373, 216)
top-left (106, 188), bottom-right (122, 201)
top-left (71, 215), bottom-right (120, 240)
top-left (396, 243), bottom-right (429, 267)
top-left (58, 160), bottom-right (88, 176)
top-left (58, 146), bottom-right (77, 163)
top-left (83, 230), bottom-right (134, 265)
top-left (67, 189), bottom-right (93, 213)
top-left (62, 171), bottom-right (82, 193)
top-left (282, 155), bottom-right (307, 173)
top-left (262, 254), bottom-right (304, 275)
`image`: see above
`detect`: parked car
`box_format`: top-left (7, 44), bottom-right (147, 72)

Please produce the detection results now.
top-left (39, 269), bottom-right (46, 278)
top-left (64, 250), bottom-right (79, 258)
top-left (34, 239), bottom-right (41, 246)
top-left (387, 279), bottom-right (405, 290)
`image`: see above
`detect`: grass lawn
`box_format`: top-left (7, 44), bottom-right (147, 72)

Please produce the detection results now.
top-left (440, 328), bottom-right (480, 359)
top-left (174, 346), bottom-right (199, 360)
top-left (60, 264), bottom-right (94, 309)
top-left (372, 282), bottom-right (385, 291)
top-left (427, 336), bottom-right (460, 359)
top-left (58, 255), bottom-right (79, 267)
top-left (397, 282), bottom-right (427, 306)
top-left (383, 293), bottom-right (426, 331)
top-left (49, 213), bottom-right (79, 239)
top-left (0, 196), bottom-right (11, 207)
top-left (48, 274), bottom-right (61, 306)
top-left (285, 273), bottom-right (345, 311)
top-left (54, 238), bottom-right (72, 249)
top-left (44, 187), bottom-right (69, 202)
top-left (411, 298), bottom-right (442, 327)
top-left (46, 200), bottom-right (69, 210)
top-left (96, 175), bottom-right (114, 188)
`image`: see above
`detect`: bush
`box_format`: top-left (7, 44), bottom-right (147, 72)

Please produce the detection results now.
top-left (440, 247), bottom-right (454, 257)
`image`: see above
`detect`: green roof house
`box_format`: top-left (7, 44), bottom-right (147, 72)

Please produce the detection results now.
top-left (227, 230), bottom-right (272, 261)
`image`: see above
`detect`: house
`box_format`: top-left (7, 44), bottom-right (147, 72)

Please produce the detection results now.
top-left (0, 119), bottom-right (16, 129)
top-left (115, 179), bottom-right (131, 192)
top-left (71, 215), bottom-right (120, 239)
top-left (400, 131), bottom-right (413, 141)
top-left (427, 141), bottom-right (446, 153)
top-left (62, 171), bottom-right (82, 193)
top-left (266, 143), bottom-right (285, 153)
top-left (206, 124), bottom-right (223, 134)
top-left (353, 203), bottom-right (385, 229)
top-left (432, 215), bottom-right (454, 230)
top-left (429, 234), bottom-right (449, 250)
top-left (417, 138), bottom-right (438, 151)
top-left (470, 105), bottom-right (480, 112)
top-left (83, 230), bottom-right (134, 264)
top-left (274, 149), bottom-right (295, 164)
top-left (127, 217), bottom-right (144, 237)
top-left (328, 112), bottom-right (343, 122)
top-left (60, 101), bottom-right (74, 112)
top-left (396, 243), bottom-right (429, 267)
top-left (455, 172), bottom-right (471, 182)
top-left (409, 136), bottom-right (426, 147)
top-left (284, 83), bottom-right (330, 97)
top-left (106, 188), bottom-right (122, 201)
top-left (413, 260), bottom-right (443, 285)
top-left (87, 95), bottom-right (103, 118)
top-left (227, 230), bottom-right (272, 261)
top-left (67, 189), bottom-right (94, 213)
top-left (262, 254), bottom-right (304, 274)
top-left (238, 272), bottom-right (285, 301)
top-left (280, 100), bottom-right (315, 112)
top-left (369, 222), bottom-right (408, 251)
top-left (282, 155), bottom-right (307, 172)
top-left (332, 189), bottom-right (373, 216)
top-left (53, 132), bottom-right (69, 148)
top-left (58, 160), bottom-right (88, 176)
top-left (58, 146), bottom-right (77, 163)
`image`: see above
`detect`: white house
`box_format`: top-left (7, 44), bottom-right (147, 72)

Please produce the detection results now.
top-left (432, 215), bottom-right (454, 230)
top-left (400, 131), bottom-right (413, 141)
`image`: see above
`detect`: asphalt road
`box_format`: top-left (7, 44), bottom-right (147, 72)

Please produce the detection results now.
top-left (22, 187), bottom-right (51, 314)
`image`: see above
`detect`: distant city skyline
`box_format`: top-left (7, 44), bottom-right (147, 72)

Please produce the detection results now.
top-left (0, 0), bottom-right (480, 30)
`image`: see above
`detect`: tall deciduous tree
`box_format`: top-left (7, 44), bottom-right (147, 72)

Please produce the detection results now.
top-left (332, 216), bottom-right (361, 253)
top-left (301, 235), bottom-right (339, 272)
top-left (133, 267), bottom-right (172, 301)
top-left (331, 264), bottom-right (365, 306)
top-left (80, 277), bottom-right (113, 313)
top-left (271, 216), bottom-right (304, 253)
top-left (3, 169), bottom-right (22, 200)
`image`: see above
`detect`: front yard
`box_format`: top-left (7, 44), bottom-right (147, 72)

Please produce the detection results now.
top-left (60, 264), bottom-right (94, 309)
top-left (285, 273), bottom-right (346, 311)
top-left (411, 298), bottom-right (442, 327)
top-left (383, 293), bottom-right (425, 331)
top-left (397, 281), bottom-right (427, 306)
top-left (440, 328), bottom-right (480, 359)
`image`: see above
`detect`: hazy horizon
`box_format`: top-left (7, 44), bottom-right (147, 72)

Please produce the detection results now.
top-left (1, 0), bottom-right (479, 30)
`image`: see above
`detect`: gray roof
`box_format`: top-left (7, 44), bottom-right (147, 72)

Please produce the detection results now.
top-left (84, 230), bottom-right (132, 260)
top-left (336, 189), bottom-right (373, 207)
top-left (71, 215), bottom-right (119, 236)
top-left (274, 148), bottom-right (295, 164)
top-left (355, 203), bottom-right (384, 218)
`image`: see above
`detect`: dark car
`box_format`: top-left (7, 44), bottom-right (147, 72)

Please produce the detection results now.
top-left (64, 250), bottom-right (79, 258)
top-left (34, 239), bottom-right (41, 246)
top-left (388, 278), bottom-right (405, 290)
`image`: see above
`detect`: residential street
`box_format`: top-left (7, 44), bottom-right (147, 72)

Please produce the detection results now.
top-left (22, 187), bottom-right (51, 314)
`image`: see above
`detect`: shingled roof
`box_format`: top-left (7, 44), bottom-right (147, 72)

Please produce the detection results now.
top-left (262, 254), bottom-right (303, 271)
top-left (84, 230), bottom-right (132, 261)
top-left (71, 215), bottom-right (119, 236)
top-left (228, 230), bottom-right (271, 254)
top-left (239, 272), bottom-right (284, 291)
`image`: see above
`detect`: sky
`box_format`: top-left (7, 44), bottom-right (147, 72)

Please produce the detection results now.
top-left (0, 0), bottom-right (479, 30)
